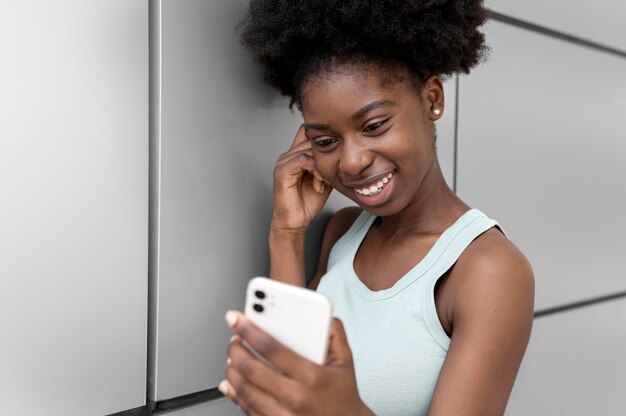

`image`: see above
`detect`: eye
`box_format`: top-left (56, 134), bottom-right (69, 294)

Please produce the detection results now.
top-left (363, 118), bottom-right (389, 133)
top-left (313, 137), bottom-right (338, 149)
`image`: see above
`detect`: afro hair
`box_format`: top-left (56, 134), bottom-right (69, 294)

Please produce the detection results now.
top-left (239, 0), bottom-right (489, 106)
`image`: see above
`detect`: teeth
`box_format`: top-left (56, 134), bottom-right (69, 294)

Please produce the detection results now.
top-left (354, 172), bottom-right (394, 196)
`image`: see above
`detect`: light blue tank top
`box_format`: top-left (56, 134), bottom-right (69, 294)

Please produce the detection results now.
top-left (316, 208), bottom-right (502, 416)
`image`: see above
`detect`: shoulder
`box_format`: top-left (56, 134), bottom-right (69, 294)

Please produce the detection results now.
top-left (308, 206), bottom-right (362, 290)
top-left (450, 227), bottom-right (535, 328)
top-left (428, 227), bottom-right (535, 414)
top-left (323, 206), bottom-right (364, 244)
top-left (455, 227), bottom-right (534, 295)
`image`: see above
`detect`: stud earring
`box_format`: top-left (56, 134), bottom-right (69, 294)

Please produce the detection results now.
top-left (432, 108), bottom-right (441, 116)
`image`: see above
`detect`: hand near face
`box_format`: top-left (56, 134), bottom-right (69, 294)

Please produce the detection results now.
top-left (271, 125), bottom-right (332, 232)
top-left (221, 311), bottom-right (373, 416)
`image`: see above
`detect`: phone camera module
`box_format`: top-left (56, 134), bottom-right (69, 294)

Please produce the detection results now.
top-left (254, 290), bottom-right (266, 299)
top-left (253, 303), bottom-right (264, 313)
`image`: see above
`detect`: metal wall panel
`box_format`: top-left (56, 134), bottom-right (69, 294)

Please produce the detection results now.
top-left (0, 1), bottom-right (148, 415)
top-left (506, 299), bottom-right (626, 415)
top-left (457, 21), bottom-right (626, 310)
top-left (155, 0), bottom-right (304, 400)
top-left (489, 0), bottom-right (626, 52)
top-left (154, 0), bottom-right (457, 400)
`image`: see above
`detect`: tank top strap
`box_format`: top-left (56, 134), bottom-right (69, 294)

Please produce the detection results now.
top-left (418, 208), bottom-right (503, 285)
top-left (327, 210), bottom-right (376, 270)
top-left (419, 208), bottom-right (504, 350)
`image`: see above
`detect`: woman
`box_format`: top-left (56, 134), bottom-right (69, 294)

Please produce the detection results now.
top-left (220, 1), bottom-right (535, 414)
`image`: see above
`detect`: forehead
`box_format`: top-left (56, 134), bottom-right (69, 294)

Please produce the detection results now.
top-left (300, 64), bottom-right (420, 120)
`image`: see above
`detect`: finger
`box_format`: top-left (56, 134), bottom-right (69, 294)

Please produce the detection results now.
top-left (226, 364), bottom-right (286, 416)
top-left (275, 144), bottom-right (313, 166)
top-left (276, 135), bottom-right (313, 163)
top-left (228, 337), bottom-right (306, 415)
top-left (275, 152), bottom-right (325, 187)
top-left (228, 336), bottom-right (297, 399)
top-left (301, 168), bottom-right (327, 194)
top-left (225, 310), bottom-right (317, 379)
top-left (289, 124), bottom-right (308, 149)
top-left (325, 318), bottom-right (353, 365)
top-left (218, 379), bottom-right (245, 412)
top-left (275, 150), bottom-right (315, 172)
top-left (284, 138), bottom-right (313, 155)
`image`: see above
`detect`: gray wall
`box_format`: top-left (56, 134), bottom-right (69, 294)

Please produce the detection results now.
top-left (459, 3), bottom-right (626, 413)
top-left (0, 1), bottom-right (148, 415)
top-left (2, 0), bottom-right (625, 415)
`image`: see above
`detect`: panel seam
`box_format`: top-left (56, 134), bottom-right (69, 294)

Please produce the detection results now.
top-left (146, 0), bottom-right (162, 406)
top-left (489, 10), bottom-right (626, 59)
top-left (534, 291), bottom-right (626, 318)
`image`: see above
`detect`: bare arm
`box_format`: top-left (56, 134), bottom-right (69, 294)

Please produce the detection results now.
top-left (269, 126), bottom-right (331, 287)
top-left (428, 230), bottom-right (535, 415)
top-left (270, 206), bottom-right (360, 288)
top-left (268, 227), bottom-right (307, 286)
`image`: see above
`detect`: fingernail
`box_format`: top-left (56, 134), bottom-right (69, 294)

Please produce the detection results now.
top-left (225, 310), bottom-right (238, 328)
top-left (218, 379), bottom-right (230, 396)
top-left (230, 335), bottom-right (239, 343)
top-left (226, 358), bottom-right (231, 366)
top-left (320, 183), bottom-right (325, 194)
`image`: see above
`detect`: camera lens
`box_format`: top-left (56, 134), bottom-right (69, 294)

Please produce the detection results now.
top-left (253, 303), bottom-right (264, 313)
top-left (254, 290), bottom-right (266, 299)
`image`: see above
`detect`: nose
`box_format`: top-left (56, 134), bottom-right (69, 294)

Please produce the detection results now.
top-left (339, 137), bottom-right (374, 177)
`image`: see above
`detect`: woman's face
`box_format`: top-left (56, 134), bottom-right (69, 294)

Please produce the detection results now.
top-left (301, 64), bottom-right (443, 217)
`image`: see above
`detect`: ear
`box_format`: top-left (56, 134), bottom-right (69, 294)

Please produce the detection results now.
top-left (423, 75), bottom-right (445, 121)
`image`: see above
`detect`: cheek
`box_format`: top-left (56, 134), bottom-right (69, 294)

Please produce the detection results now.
top-left (405, 125), bottom-right (434, 158)
top-left (386, 131), bottom-right (423, 161)
top-left (312, 153), bottom-right (336, 182)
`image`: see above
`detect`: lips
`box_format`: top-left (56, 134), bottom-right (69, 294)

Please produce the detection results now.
top-left (353, 172), bottom-right (394, 196)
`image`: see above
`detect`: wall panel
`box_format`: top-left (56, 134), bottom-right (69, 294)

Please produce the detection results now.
top-left (457, 21), bottom-right (626, 310)
top-left (489, 0), bottom-right (626, 52)
top-left (155, 0), bottom-right (312, 400)
top-left (0, 1), bottom-right (149, 415)
top-left (506, 299), bottom-right (626, 415)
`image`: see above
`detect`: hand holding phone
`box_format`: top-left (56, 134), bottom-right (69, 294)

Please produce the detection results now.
top-left (224, 288), bottom-right (371, 415)
top-left (244, 276), bottom-right (333, 365)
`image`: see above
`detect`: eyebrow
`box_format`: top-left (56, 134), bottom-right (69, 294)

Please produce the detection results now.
top-left (350, 100), bottom-right (396, 121)
top-left (304, 100), bottom-right (397, 132)
top-left (303, 123), bottom-right (331, 132)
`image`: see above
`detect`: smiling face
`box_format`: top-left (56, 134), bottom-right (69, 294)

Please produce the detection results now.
top-left (301, 62), bottom-right (444, 218)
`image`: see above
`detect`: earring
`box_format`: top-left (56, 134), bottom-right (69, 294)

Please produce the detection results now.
top-left (432, 107), bottom-right (441, 116)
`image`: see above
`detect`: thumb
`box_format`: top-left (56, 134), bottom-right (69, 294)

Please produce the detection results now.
top-left (326, 318), bottom-right (353, 365)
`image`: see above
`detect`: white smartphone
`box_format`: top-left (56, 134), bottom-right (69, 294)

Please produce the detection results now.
top-left (244, 276), bottom-right (333, 365)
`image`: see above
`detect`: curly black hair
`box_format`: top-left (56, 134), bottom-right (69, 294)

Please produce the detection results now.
top-left (239, 0), bottom-right (489, 107)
